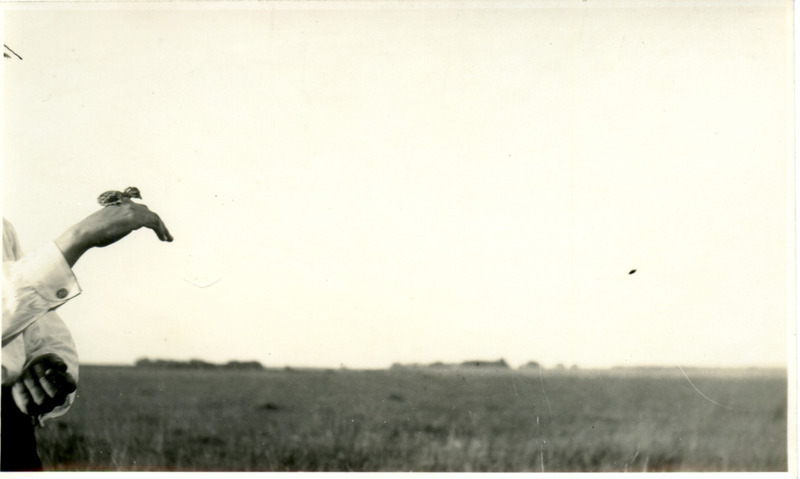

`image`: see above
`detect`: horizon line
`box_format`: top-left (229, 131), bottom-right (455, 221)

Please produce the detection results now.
top-left (79, 360), bottom-right (790, 371)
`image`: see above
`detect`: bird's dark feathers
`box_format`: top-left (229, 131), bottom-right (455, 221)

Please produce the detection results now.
top-left (98, 186), bottom-right (141, 206)
top-left (123, 187), bottom-right (142, 199)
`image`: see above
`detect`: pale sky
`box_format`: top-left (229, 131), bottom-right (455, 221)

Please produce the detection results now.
top-left (2, 1), bottom-right (794, 369)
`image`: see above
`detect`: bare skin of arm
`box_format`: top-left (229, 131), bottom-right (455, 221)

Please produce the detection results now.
top-left (54, 201), bottom-right (173, 268)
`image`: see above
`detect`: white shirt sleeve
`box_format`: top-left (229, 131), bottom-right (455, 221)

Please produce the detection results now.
top-left (3, 242), bottom-right (82, 346)
top-left (2, 219), bottom-right (81, 423)
top-left (21, 310), bottom-right (80, 422)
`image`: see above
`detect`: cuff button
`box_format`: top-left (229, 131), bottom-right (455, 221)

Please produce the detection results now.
top-left (56, 288), bottom-right (68, 299)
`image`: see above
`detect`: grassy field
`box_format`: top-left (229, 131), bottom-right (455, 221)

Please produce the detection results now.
top-left (34, 366), bottom-right (787, 472)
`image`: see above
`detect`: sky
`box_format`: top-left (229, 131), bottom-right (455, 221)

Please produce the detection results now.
top-left (1, 1), bottom-right (794, 369)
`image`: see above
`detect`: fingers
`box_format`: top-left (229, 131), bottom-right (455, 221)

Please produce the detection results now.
top-left (31, 360), bottom-right (76, 399)
top-left (11, 381), bottom-right (34, 415)
top-left (42, 369), bottom-right (77, 399)
top-left (32, 361), bottom-right (58, 398)
top-left (133, 204), bottom-right (173, 242)
top-left (150, 213), bottom-right (173, 242)
top-left (12, 356), bottom-right (77, 417)
top-left (22, 368), bottom-right (47, 405)
top-left (96, 202), bottom-right (174, 244)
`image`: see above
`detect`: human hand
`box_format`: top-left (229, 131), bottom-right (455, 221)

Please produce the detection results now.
top-left (11, 354), bottom-right (77, 418)
top-left (55, 201), bottom-right (173, 267)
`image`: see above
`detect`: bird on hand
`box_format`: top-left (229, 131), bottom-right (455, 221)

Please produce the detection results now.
top-left (97, 187), bottom-right (142, 207)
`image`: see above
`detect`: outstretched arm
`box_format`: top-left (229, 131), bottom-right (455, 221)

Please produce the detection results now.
top-left (3, 201), bottom-right (173, 343)
top-left (55, 201), bottom-right (173, 268)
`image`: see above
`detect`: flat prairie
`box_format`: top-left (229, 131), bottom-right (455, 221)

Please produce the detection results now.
top-left (35, 366), bottom-right (787, 472)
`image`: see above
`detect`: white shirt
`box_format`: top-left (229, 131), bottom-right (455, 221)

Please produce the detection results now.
top-left (2, 219), bottom-right (81, 422)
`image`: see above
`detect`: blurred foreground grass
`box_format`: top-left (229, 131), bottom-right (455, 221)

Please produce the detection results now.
top-left (35, 366), bottom-right (787, 471)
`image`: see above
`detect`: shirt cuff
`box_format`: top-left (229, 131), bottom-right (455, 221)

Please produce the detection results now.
top-left (19, 242), bottom-right (81, 303)
top-left (38, 391), bottom-right (77, 425)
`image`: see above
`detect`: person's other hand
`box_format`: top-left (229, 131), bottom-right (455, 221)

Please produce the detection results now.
top-left (11, 353), bottom-right (77, 418)
top-left (55, 201), bottom-right (173, 267)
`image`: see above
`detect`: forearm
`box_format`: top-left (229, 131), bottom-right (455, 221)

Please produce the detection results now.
top-left (53, 202), bottom-right (173, 269)
top-left (54, 226), bottom-right (91, 269)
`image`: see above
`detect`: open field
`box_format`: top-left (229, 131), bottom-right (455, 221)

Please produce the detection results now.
top-left (35, 366), bottom-right (787, 471)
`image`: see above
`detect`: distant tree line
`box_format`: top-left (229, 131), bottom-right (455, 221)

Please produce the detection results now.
top-left (389, 359), bottom-right (556, 371)
top-left (391, 358), bottom-right (538, 370)
top-left (134, 358), bottom-right (264, 370)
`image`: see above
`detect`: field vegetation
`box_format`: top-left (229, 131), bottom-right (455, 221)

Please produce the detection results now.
top-left (35, 365), bottom-right (787, 472)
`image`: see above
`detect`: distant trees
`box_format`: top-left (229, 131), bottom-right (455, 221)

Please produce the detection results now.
top-left (132, 358), bottom-right (574, 372)
top-left (134, 358), bottom-right (264, 370)
top-left (225, 360), bottom-right (266, 370)
top-left (391, 359), bottom-right (513, 370)
top-left (460, 359), bottom-right (509, 369)
top-left (520, 361), bottom-right (541, 370)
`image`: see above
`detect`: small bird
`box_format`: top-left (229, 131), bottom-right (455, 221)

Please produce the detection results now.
top-left (629, 269), bottom-right (637, 275)
top-left (3, 45), bottom-right (22, 60)
top-left (97, 187), bottom-right (142, 206)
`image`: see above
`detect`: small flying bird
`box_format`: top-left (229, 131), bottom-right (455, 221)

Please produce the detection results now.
top-left (629, 269), bottom-right (637, 275)
top-left (3, 45), bottom-right (22, 60)
top-left (97, 187), bottom-right (142, 206)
